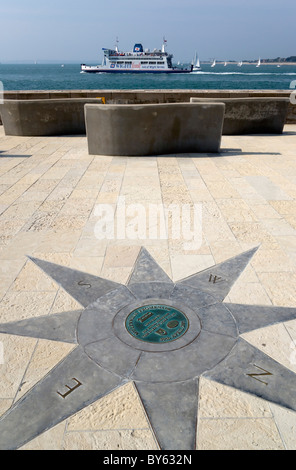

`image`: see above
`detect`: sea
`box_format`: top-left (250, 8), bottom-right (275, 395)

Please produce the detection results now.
top-left (1, 63), bottom-right (296, 91)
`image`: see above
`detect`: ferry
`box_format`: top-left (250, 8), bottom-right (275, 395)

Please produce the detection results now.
top-left (81, 38), bottom-right (193, 74)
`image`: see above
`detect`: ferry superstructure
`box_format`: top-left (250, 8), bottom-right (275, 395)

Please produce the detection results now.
top-left (81, 39), bottom-right (193, 74)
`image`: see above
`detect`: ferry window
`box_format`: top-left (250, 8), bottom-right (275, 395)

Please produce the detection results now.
top-left (141, 61), bottom-right (148, 64)
top-left (149, 61), bottom-right (156, 64)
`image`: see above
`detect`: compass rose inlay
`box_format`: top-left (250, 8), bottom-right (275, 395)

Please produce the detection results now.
top-left (0, 246), bottom-right (296, 450)
top-left (125, 304), bottom-right (190, 344)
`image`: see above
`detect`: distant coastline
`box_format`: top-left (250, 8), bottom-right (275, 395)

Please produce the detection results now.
top-left (203, 56), bottom-right (296, 65)
top-left (1, 57), bottom-right (295, 66)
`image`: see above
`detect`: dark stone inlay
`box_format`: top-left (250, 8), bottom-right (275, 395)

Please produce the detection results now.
top-left (125, 304), bottom-right (189, 344)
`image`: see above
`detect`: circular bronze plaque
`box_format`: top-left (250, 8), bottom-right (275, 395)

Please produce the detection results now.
top-left (125, 304), bottom-right (189, 344)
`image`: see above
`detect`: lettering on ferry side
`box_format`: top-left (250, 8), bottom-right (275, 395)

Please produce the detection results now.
top-left (57, 378), bottom-right (82, 398)
top-left (246, 364), bottom-right (273, 386)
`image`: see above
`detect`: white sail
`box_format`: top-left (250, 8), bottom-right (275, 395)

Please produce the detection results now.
top-left (211, 59), bottom-right (216, 68)
top-left (192, 52), bottom-right (202, 72)
top-left (256, 57), bottom-right (261, 67)
top-left (238, 60), bottom-right (242, 67)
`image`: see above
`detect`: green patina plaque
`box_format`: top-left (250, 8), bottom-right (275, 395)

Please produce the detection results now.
top-left (125, 304), bottom-right (189, 344)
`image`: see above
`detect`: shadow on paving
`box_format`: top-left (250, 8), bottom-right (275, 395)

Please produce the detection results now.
top-left (176, 149), bottom-right (282, 158)
top-left (283, 130), bottom-right (296, 135)
top-left (0, 150), bottom-right (32, 158)
top-left (220, 148), bottom-right (281, 156)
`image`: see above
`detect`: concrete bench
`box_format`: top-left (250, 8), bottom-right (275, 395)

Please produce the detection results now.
top-left (84, 102), bottom-right (225, 156)
top-left (190, 97), bottom-right (289, 135)
top-left (0, 98), bottom-right (104, 136)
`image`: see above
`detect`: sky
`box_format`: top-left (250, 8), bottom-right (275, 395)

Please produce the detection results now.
top-left (0, 0), bottom-right (295, 63)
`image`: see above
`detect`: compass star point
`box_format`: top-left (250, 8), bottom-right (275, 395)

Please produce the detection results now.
top-left (127, 246), bottom-right (172, 285)
top-left (177, 245), bottom-right (261, 301)
top-left (27, 255), bottom-right (122, 307)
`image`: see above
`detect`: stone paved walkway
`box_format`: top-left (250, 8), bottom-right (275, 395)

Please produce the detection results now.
top-left (0, 124), bottom-right (296, 450)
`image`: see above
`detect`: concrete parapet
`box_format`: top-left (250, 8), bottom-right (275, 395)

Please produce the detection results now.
top-left (0, 98), bottom-right (103, 136)
top-left (0, 90), bottom-right (295, 127)
top-left (84, 102), bottom-right (225, 156)
top-left (190, 97), bottom-right (289, 134)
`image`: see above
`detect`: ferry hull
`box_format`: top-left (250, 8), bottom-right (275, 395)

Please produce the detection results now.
top-left (81, 67), bottom-right (192, 74)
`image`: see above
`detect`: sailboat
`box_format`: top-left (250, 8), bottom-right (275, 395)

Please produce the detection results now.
top-left (237, 60), bottom-right (243, 67)
top-left (224, 61), bottom-right (227, 66)
top-left (211, 59), bottom-right (216, 68)
top-left (192, 52), bottom-right (202, 72)
top-left (256, 57), bottom-right (261, 67)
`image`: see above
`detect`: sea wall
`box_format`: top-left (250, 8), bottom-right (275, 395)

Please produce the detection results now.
top-left (1, 89), bottom-right (295, 125)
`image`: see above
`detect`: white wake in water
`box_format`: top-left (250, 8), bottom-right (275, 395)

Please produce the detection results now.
top-left (191, 71), bottom-right (296, 76)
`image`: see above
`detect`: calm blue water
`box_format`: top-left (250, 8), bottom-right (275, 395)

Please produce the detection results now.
top-left (1, 63), bottom-right (296, 91)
